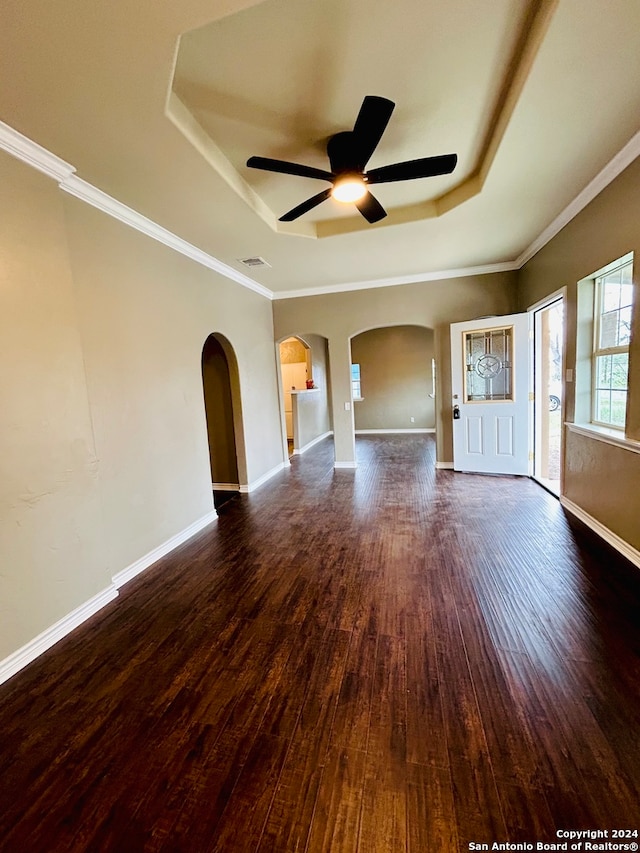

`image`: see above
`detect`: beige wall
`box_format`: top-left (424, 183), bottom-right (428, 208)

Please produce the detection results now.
top-left (518, 156), bottom-right (640, 551)
top-left (0, 150), bottom-right (284, 662)
top-left (293, 392), bottom-right (328, 450)
top-left (273, 273), bottom-right (517, 464)
top-left (563, 432), bottom-right (640, 552)
top-left (351, 326), bottom-right (435, 431)
top-left (302, 334), bottom-right (332, 443)
top-left (0, 155), bottom-right (108, 659)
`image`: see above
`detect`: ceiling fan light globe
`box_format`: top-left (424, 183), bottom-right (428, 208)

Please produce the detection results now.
top-left (331, 176), bottom-right (367, 203)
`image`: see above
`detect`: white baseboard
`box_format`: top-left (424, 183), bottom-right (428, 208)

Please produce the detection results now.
top-left (293, 430), bottom-right (333, 455)
top-left (0, 585), bottom-right (118, 687)
top-left (560, 497), bottom-right (640, 570)
top-left (112, 510), bottom-right (217, 589)
top-left (0, 509), bottom-right (219, 686)
top-left (212, 482), bottom-right (240, 491)
top-left (240, 461), bottom-right (287, 493)
top-left (355, 428), bottom-right (435, 434)
top-left (435, 461), bottom-right (454, 469)
top-left (334, 461), bottom-right (358, 469)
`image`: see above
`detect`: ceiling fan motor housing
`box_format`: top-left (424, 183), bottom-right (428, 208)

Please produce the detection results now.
top-left (327, 131), bottom-right (365, 175)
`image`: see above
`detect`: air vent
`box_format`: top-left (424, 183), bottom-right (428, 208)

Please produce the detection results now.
top-left (238, 256), bottom-right (271, 268)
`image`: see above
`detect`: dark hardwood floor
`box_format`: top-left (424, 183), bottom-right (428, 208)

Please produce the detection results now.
top-left (1, 435), bottom-right (639, 852)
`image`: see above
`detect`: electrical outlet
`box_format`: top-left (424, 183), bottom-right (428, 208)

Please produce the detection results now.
top-left (410, 417), bottom-right (415, 423)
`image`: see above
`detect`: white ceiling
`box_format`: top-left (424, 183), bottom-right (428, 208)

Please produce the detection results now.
top-left (3, 0), bottom-right (640, 296)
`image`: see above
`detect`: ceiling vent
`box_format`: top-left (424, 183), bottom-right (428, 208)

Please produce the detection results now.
top-left (238, 256), bottom-right (271, 268)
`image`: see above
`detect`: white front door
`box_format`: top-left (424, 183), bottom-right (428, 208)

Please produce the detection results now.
top-left (450, 313), bottom-right (531, 475)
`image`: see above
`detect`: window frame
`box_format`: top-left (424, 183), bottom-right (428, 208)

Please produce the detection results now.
top-left (590, 258), bottom-right (634, 430)
top-left (351, 363), bottom-right (362, 400)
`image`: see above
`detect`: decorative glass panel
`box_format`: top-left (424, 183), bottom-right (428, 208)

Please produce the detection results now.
top-left (464, 327), bottom-right (513, 402)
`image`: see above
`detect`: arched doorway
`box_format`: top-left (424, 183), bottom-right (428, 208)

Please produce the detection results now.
top-left (276, 334), bottom-right (333, 461)
top-left (349, 325), bottom-right (436, 434)
top-left (279, 336), bottom-right (311, 455)
top-left (201, 334), bottom-right (244, 509)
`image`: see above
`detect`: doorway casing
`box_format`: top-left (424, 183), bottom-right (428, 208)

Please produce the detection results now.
top-left (530, 289), bottom-right (566, 496)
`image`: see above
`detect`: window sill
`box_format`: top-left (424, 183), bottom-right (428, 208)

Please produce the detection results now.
top-left (566, 422), bottom-right (640, 455)
top-left (353, 396), bottom-right (364, 402)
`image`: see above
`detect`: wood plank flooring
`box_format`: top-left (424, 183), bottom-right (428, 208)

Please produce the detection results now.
top-left (1, 434), bottom-right (639, 852)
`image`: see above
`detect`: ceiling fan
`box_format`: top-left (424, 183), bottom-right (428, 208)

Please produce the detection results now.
top-left (246, 95), bottom-right (457, 224)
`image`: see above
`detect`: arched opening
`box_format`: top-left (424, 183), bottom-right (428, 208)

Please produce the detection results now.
top-left (279, 336), bottom-right (311, 456)
top-left (348, 325), bottom-right (436, 463)
top-left (201, 333), bottom-right (244, 509)
top-left (277, 334), bottom-right (333, 459)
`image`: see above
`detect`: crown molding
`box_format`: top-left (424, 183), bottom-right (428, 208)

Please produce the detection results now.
top-left (60, 175), bottom-right (273, 299)
top-left (273, 261), bottom-right (519, 300)
top-left (0, 120), bottom-right (273, 301)
top-left (2, 117), bottom-right (640, 301)
top-left (0, 120), bottom-right (75, 181)
top-left (276, 126), bottom-right (640, 299)
top-left (516, 127), bottom-right (640, 268)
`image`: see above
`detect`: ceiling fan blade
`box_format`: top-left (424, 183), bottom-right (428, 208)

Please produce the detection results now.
top-left (366, 153), bottom-right (458, 184)
top-left (278, 188), bottom-right (333, 222)
top-left (351, 95), bottom-right (395, 168)
top-left (247, 156), bottom-right (334, 182)
top-left (355, 191), bottom-right (387, 224)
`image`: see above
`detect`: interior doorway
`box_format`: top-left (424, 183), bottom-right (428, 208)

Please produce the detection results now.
top-left (350, 325), bottom-right (436, 434)
top-left (532, 294), bottom-right (565, 495)
top-left (279, 336), bottom-right (311, 456)
top-left (202, 334), bottom-right (243, 509)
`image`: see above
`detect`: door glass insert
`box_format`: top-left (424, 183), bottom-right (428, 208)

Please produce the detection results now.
top-left (464, 326), bottom-right (513, 402)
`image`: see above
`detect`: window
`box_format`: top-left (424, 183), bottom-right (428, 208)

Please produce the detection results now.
top-left (351, 363), bottom-right (361, 399)
top-left (592, 258), bottom-right (634, 428)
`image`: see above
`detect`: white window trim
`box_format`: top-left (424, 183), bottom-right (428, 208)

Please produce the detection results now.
top-left (572, 251), bottom-right (634, 436)
top-left (590, 256), bottom-right (633, 430)
top-left (351, 363), bottom-right (361, 400)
